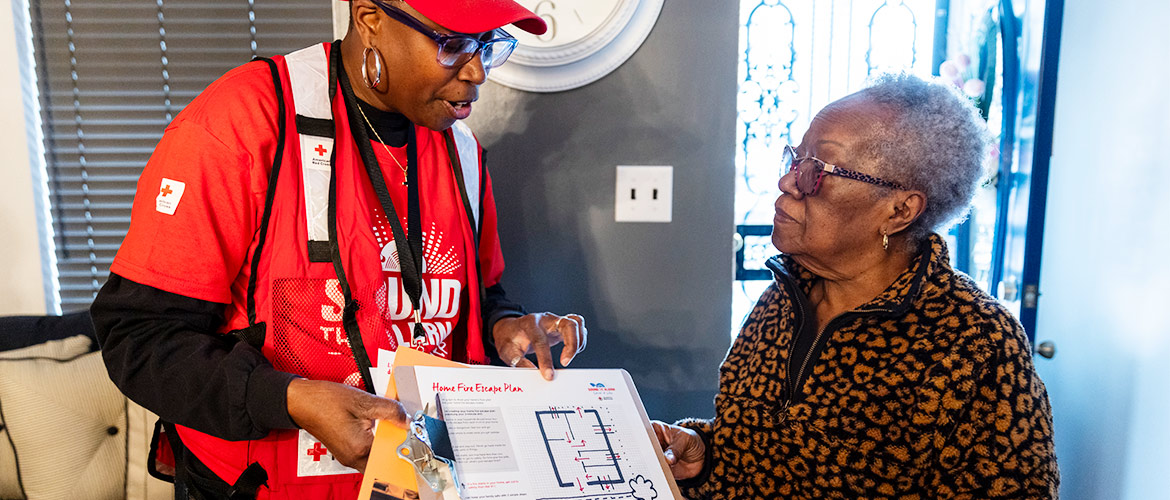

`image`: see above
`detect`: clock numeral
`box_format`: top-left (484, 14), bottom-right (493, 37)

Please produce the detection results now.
top-left (534, 0), bottom-right (558, 42)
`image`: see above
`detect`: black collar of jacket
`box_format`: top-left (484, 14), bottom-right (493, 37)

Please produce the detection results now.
top-left (764, 234), bottom-right (949, 318)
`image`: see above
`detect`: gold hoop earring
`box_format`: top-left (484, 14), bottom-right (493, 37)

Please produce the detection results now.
top-left (362, 46), bottom-right (383, 89)
top-left (882, 231), bottom-right (889, 251)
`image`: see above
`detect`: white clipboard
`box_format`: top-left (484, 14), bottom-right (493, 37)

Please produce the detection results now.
top-left (392, 365), bottom-right (683, 500)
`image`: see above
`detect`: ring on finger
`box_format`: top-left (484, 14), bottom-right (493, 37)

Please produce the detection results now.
top-left (509, 355), bottom-right (523, 367)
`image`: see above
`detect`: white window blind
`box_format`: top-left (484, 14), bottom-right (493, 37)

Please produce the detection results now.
top-left (30, 0), bottom-right (332, 312)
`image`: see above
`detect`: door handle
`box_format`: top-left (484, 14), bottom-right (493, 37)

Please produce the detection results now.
top-left (1035, 340), bottom-right (1056, 359)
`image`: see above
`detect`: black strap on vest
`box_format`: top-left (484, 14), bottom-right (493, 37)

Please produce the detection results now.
top-left (158, 420), bottom-right (268, 500)
top-left (320, 41), bottom-right (375, 393)
top-left (334, 42), bottom-right (427, 342)
top-left (325, 154), bottom-right (377, 393)
top-left (294, 114), bottom-right (335, 137)
top-left (226, 463), bottom-right (269, 500)
top-left (156, 56), bottom-right (283, 498)
top-left (328, 40), bottom-right (429, 392)
top-left (235, 55), bottom-right (287, 348)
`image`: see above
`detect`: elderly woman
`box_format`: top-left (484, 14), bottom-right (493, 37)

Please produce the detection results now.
top-left (653, 73), bottom-right (1059, 498)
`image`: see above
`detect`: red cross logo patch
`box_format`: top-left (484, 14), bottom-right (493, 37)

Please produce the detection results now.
top-left (297, 429), bottom-right (357, 476)
top-left (155, 178), bottom-right (185, 215)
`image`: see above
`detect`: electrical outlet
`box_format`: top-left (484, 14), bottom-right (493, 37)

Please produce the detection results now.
top-left (614, 165), bottom-right (672, 223)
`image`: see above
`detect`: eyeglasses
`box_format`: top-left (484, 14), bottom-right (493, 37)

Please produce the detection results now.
top-left (781, 144), bottom-right (907, 196)
top-left (372, 0), bottom-right (518, 70)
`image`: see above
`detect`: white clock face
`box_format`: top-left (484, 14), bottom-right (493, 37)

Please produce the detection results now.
top-left (513, 0), bottom-right (624, 49)
top-left (488, 0), bottom-right (663, 92)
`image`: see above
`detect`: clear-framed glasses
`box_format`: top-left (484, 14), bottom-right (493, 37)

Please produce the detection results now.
top-left (781, 144), bottom-right (907, 196)
top-left (372, 0), bottom-right (518, 69)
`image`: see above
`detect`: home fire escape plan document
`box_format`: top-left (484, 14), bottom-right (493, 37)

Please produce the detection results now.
top-left (390, 365), bottom-right (682, 500)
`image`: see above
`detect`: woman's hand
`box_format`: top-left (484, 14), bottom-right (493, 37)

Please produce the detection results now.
top-left (492, 312), bottom-right (587, 380)
top-left (652, 420), bottom-right (706, 480)
top-left (286, 378), bottom-right (408, 472)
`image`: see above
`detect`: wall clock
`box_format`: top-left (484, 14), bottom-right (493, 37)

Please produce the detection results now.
top-left (488, 0), bottom-right (665, 93)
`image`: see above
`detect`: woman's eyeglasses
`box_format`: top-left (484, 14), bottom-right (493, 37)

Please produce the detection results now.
top-left (372, 0), bottom-right (519, 70)
top-left (781, 144), bottom-right (907, 196)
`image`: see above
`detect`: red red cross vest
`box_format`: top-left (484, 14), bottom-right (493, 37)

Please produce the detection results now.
top-left (176, 42), bottom-right (491, 499)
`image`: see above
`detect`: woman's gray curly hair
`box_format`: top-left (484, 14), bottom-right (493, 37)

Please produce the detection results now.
top-left (852, 72), bottom-right (992, 246)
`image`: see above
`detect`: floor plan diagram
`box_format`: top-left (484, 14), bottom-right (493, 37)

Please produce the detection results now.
top-left (536, 407), bottom-right (624, 492)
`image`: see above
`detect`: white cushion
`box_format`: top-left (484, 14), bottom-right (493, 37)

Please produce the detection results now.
top-left (0, 335), bottom-right (169, 500)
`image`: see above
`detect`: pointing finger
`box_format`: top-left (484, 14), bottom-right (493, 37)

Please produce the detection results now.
top-left (529, 320), bottom-right (555, 380)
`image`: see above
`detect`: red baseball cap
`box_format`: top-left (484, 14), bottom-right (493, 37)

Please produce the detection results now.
top-left (343, 0), bottom-right (548, 35)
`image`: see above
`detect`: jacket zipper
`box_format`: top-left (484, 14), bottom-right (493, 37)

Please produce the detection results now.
top-left (776, 269), bottom-right (892, 423)
top-left (779, 320), bottom-right (827, 423)
top-left (777, 272), bottom-right (809, 422)
top-left (790, 324), bottom-right (829, 404)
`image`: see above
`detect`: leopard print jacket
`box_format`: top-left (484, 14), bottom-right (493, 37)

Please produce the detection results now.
top-left (678, 235), bottom-right (1058, 499)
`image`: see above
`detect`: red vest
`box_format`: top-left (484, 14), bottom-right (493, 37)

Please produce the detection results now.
top-left (178, 43), bottom-right (489, 499)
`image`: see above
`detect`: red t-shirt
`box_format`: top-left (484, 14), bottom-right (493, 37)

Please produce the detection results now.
top-left (112, 60), bottom-right (506, 360)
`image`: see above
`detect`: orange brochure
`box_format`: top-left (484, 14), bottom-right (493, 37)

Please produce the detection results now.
top-left (358, 348), bottom-right (469, 500)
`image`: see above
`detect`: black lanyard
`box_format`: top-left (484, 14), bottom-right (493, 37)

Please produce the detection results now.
top-left (328, 41), bottom-right (426, 392)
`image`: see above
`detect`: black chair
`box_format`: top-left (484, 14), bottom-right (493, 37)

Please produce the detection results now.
top-left (0, 311), bottom-right (96, 353)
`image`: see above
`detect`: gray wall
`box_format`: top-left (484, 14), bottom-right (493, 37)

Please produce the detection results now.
top-left (466, 1), bottom-right (739, 423)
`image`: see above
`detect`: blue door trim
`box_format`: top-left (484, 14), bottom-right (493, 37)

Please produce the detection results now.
top-left (1019, 0), bottom-right (1065, 342)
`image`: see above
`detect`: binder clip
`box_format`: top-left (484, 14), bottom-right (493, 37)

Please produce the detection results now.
top-left (397, 406), bottom-right (462, 496)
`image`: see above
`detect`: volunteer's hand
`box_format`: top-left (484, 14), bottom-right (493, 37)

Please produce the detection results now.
top-left (652, 420), bottom-right (706, 480)
top-left (493, 312), bottom-right (587, 380)
top-left (286, 378), bottom-right (408, 472)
